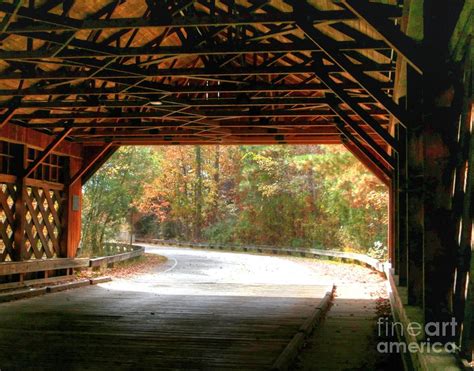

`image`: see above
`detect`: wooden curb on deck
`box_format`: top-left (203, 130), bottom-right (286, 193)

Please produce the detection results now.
top-left (271, 285), bottom-right (335, 371)
top-left (0, 276), bottom-right (112, 303)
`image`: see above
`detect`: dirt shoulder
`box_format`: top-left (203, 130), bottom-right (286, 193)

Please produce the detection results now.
top-left (77, 253), bottom-right (168, 279)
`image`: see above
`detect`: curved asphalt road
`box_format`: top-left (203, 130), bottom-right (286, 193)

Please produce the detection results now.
top-left (104, 244), bottom-right (333, 296)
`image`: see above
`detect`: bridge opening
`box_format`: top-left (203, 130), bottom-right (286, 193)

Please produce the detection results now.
top-left (79, 144), bottom-right (388, 261)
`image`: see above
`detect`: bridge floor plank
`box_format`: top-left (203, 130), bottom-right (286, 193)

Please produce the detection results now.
top-left (0, 282), bottom-right (329, 370)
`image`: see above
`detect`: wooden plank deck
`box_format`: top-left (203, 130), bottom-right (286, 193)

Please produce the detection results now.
top-left (0, 282), bottom-right (330, 370)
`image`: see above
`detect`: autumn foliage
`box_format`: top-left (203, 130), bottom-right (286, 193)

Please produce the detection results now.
top-left (82, 145), bottom-right (388, 257)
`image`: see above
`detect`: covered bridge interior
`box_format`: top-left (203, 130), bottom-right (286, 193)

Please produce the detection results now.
top-left (0, 0), bottom-right (472, 366)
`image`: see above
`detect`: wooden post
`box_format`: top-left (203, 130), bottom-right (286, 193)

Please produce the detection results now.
top-left (420, 0), bottom-right (465, 337)
top-left (59, 157), bottom-right (71, 258)
top-left (421, 70), bottom-right (460, 334)
top-left (458, 103), bottom-right (473, 357)
top-left (397, 124), bottom-right (408, 286)
top-left (12, 144), bottom-right (26, 263)
top-left (388, 181), bottom-right (395, 266)
top-left (406, 66), bottom-right (424, 307)
top-left (66, 158), bottom-right (83, 258)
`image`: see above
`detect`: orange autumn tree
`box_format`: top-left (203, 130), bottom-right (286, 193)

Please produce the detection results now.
top-left (136, 145), bottom-right (239, 241)
top-left (133, 145), bottom-right (387, 257)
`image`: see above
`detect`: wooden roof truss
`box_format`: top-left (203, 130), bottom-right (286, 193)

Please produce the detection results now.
top-left (0, 0), bottom-right (422, 179)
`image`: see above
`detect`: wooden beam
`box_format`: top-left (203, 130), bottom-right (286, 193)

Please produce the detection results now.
top-left (0, 63), bottom-right (394, 81)
top-left (396, 124), bottom-right (408, 287)
top-left (0, 40), bottom-right (389, 61)
top-left (23, 127), bottom-right (73, 179)
top-left (0, 81), bottom-right (386, 97)
top-left (13, 108), bottom-right (387, 121)
top-left (406, 76), bottom-right (424, 308)
top-left (16, 96), bottom-right (376, 109)
top-left (0, 258), bottom-right (90, 275)
top-left (342, 137), bottom-right (391, 186)
top-left (81, 145), bottom-right (119, 184)
top-left (341, 0), bottom-right (424, 74)
top-left (12, 144), bottom-right (26, 262)
top-left (328, 98), bottom-right (395, 169)
top-left (0, 4), bottom-right (378, 34)
top-left (337, 122), bottom-right (392, 181)
top-left (297, 19), bottom-right (410, 127)
top-left (70, 143), bottom-right (114, 186)
top-left (80, 136), bottom-right (344, 146)
top-left (0, 106), bottom-right (16, 128)
top-left (312, 57), bottom-right (398, 150)
top-left (0, 0), bottom-right (21, 32)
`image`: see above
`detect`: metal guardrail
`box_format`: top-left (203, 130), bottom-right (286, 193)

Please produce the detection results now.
top-left (135, 238), bottom-right (386, 273)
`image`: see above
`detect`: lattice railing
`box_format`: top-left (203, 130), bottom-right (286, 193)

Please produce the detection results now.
top-left (23, 185), bottom-right (64, 260)
top-left (0, 181), bottom-right (65, 262)
top-left (0, 182), bottom-right (17, 262)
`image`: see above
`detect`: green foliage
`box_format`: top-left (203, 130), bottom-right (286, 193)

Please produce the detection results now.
top-left (203, 218), bottom-right (238, 244)
top-left (81, 147), bottom-right (160, 255)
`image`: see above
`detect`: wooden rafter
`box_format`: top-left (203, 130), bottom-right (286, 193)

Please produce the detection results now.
top-left (328, 98), bottom-right (394, 169)
top-left (0, 3), bottom-right (400, 34)
top-left (312, 57), bottom-right (397, 150)
top-left (338, 123), bottom-right (392, 180)
top-left (341, 0), bottom-right (424, 75)
top-left (342, 138), bottom-right (390, 186)
top-left (23, 127), bottom-right (73, 179)
top-left (0, 0), bottom-right (402, 147)
top-left (297, 22), bottom-right (410, 127)
top-left (70, 143), bottom-right (114, 186)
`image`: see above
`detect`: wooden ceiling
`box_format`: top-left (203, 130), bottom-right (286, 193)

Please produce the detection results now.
top-left (0, 0), bottom-right (412, 165)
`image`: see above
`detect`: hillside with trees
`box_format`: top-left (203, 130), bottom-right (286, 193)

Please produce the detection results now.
top-left (81, 145), bottom-right (388, 258)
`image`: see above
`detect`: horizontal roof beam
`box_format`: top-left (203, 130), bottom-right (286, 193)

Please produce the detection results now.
top-left (0, 40), bottom-right (390, 61)
top-left (15, 96), bottom-right (377, 109)
top-left (25, 119), bottom-right (388, 130)
top-left (0, 63), bottom-right (394, 81)
top-left (13, 108), bottom-right (388, 121)
top-left (80, 137), bottom-right (345, 145)
top-left (0, 2), bottom-right (400, 34)
top-left (74, 126), bottom-right (343, 136)
top-left (0, 81), bottom-right (393, 97)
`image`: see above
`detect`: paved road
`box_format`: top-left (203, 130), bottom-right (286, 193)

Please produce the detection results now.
top-left (0, 245), bottom-right (332, 370)
top-left (108, 245), bottom-right (334, 296)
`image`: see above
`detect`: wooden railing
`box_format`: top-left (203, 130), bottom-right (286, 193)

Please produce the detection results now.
top-left (89, 243), bottom-right (145, 269)
top-left (0, 243), bottom-right (144, 290)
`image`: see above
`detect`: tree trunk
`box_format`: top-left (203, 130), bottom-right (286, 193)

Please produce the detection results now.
top-left (194, 145), bottom-right (203, 240)
top-left (213, 145), bottom-right (220, 222)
